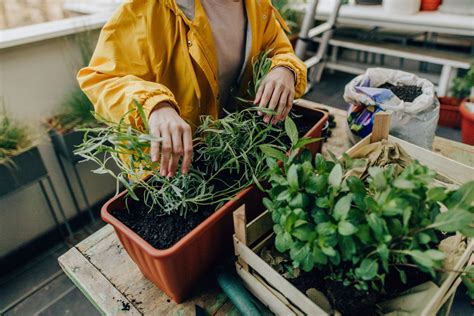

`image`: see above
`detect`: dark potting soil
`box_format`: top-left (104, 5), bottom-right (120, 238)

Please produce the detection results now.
top-left (288, 265), bottom-right (431, 315)
top-left (111, 109), bottom-right (321, 250)
top-left (111, 200), bottom-right (214, 250)
top-left (379, 82), bottom-right (423, 103)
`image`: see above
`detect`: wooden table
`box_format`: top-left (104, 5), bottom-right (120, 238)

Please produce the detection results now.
top-left (58, 100), bottom-right (473, 315)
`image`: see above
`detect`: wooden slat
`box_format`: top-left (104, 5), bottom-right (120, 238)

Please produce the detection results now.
top-left (422, 241), bottom-right (474, 316)
top-left (432, 136), bottom-right (474, 168)
top-left (76, 224), bottom-right (114, 253)
top-left (233, 205), bottom-right (249, 270)
top-left (235, 262), bottom-right (297, 316)
top-left (234, 237), bottom-right (329, 316)
top-left (58, 247), bottom-right (142, 316)
top-left (246, 210), bottom-right (273, 247)
top-left (371, 112), bottom-right (392, 143)
top-left (389, 136), bottom-right (474, 184)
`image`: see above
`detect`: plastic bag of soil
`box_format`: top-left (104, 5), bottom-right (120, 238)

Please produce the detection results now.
top-left (344, 68), bottom-right (440, 149)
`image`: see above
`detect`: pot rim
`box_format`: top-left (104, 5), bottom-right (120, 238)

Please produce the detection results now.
top-left (101, 108), bottom-right (329, 257)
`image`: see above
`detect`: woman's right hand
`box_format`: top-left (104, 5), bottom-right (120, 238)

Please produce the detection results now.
top-left (149, 102), bottom-right (193, 177)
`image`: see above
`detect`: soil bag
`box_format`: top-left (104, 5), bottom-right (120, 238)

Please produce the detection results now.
top-left (344, 68), bottom-right (440, 149)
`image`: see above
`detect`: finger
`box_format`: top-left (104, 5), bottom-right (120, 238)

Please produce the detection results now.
top-left (168, 126), bottom-right (183, 177)
top-left (254, 82), bottom-right (265, 111)
top-left (181, 125), bottom-right (193, 174)
top-left (258, 82), bottom-right (274, 107)
top-left (273, 91), bottom-right (289, 124)
top-left (150, 130), bottom-right (161, 163)
top-left (280, 92), bottom-right (294, 122)
top-left (264, 85), bottom-right (283, 123)
top-left (160, 127), bottom-right (172, 177)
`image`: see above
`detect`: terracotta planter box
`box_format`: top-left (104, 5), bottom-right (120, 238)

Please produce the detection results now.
top-left (0, 147), bottom-right (47, 197)
top-left (233, 133), bottom-right (474, 315)
top-left (438, 97), bottom-right (462, 129)
top-left (49, 129), bottom-right (85, 163)
top-left (101, 103), bottom-right (329, 303)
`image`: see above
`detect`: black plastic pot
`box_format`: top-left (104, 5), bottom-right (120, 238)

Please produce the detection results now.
top-left (49, 129), bottom-right (84, 164)
top-left (355, 0), bottom-right (382, 5)
top-left (0, 147), bottom-right (47, 197)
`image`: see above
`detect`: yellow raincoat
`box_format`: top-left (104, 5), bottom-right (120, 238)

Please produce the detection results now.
top-left (78, 0), bottom-right (307, 129)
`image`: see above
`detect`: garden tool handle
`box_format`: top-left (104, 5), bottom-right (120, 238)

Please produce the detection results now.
top-left (371, 111), bottom-right (392, 143)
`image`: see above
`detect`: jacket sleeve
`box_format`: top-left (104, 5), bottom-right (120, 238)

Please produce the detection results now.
top-left (261, 2), bottom-right (307, 98)
top-left (77, 3), bottom-right (178, 128)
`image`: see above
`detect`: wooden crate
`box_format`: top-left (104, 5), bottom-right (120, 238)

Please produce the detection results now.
top-left (233, 113), bottom-right (474, 316)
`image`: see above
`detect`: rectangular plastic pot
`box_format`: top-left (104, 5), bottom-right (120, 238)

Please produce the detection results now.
top-left (0, 147), bottom-right (47, 197)
top-left (49, 129), bottom-right (85, 164)
top-left (101, 105), bottom-right (329, 303)
top-left (438, 97), bottom-right (462, 129)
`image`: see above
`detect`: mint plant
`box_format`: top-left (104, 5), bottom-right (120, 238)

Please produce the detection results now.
top-left (262, 131), bottom-right (474, 295)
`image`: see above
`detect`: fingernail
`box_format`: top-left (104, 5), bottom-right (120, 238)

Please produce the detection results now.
top-left (257, 111), bottom-right (262, 116)
top-left (264, 117), bottom-right (269, 123)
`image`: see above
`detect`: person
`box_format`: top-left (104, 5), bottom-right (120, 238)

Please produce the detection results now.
top-left (78, 0), bottom-right (307, 178)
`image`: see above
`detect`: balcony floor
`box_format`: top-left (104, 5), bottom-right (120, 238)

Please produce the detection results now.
top-left (0, 71), bottom-right (467, 315)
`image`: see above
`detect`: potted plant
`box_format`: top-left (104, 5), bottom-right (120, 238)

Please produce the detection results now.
top-left (233, 124), bottom-right (474, 315)
top-left (439, 64), bottom-right (474, 128)
top-left (0, 113), bottom-right (47, 196)
top-left (75, 53), bottom-right (329, 302)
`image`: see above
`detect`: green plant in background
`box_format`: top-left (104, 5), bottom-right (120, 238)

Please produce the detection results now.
top-left (451, 64), bottom-right (474, 99)
top-left (262, 130), bottom-right (474, 295)
top-left (0, 112), bottom-right (32, 164)
top-left (49, 32), bottom-right (96, 133)
top-left (272, 0), bottom-right (303, 34)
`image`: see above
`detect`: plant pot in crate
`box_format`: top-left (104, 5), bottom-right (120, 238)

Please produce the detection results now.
top-left (49, 129), bottom-right (85, 164)
top-left (101, 102), bottom-right (329, 303)
top-left (233, 133), bottom-right (474, 316)
top-left (438, 97), bottom-right (462, 128)
top-left (0, 147), bottom-right (47, 197)
top-left (460, 99), bottom-right (474, 145)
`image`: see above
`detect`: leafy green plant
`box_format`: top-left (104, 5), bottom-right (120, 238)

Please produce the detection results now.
top-left (0, 113), bottom-right (32, 165)
top-left (48, 89), bottom-right (95, 133)
top-left (75, 101), bottom-right (294, 216)
top-left (451, 64), bottom-right (474, 99)
top-left (272, 0), bottom-right (302, 34)
top-left (262, 130), bottom-right (474, 295)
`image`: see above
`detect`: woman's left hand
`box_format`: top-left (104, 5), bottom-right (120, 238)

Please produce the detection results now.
top-left (254, 67), bottom-right (295, 124)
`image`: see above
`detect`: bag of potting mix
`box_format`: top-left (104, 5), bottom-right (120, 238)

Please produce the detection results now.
top-left (344, 68), bottom-right (440, 149)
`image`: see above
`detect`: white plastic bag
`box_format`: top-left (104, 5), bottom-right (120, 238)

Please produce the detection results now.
top-left (344, 68), bottom-right (440, 149)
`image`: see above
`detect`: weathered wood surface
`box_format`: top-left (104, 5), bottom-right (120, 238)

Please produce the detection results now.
top-left (59, 225), bottom-right (229, 315)
top-left (58, 99), bottom-right (472, 315)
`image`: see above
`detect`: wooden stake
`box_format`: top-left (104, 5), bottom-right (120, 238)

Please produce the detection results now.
top-left (371, 111), bottom-right (392, 143)
top-left (233, 205), bottom-right (248, 270)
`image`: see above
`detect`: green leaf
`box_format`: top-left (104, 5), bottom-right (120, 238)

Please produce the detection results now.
top-left (355, 258), bottom-right (379, 281)
top-left (275, 232), bottom-right (293, 252)
top-left (425, 249), bottom-right (446, 262)
top-left (285, 116), bottom-right (299, 146)
top-left (339, 236), bottom-right (356, 261)
top-left (369, 167), bottom-right (387, 190)
top-left (259, 144), bottom-right (287, 162)
top-left (444, 181), bottom-right (474, 209)
top-left (294, 137), bottom-right (321, 150)
top-left (292, 224), bottom-right (315, 242)
top-left (289, 192), bottom-right (310, 209)
top-left (312, 244), bottom-right (328, 264)
top-left (134, 100), bottom-right (149, 133)
top-left (329, 164), bottom-right (343, 188)
top-left (406, 250), bottom-right (433, 269)
top-left (417, 232), bottom-right (431, 244)
top-left (367, 213), bottom-right (385, 242)
top-left (317, 222), bottom-right (336, 236)
top-left (393, 179), bottom-right (416, 190)
top-left (432, 209), bottom-right (474, 236)
top-left (427, 187), bottom-right (447, 202)
top-left (287, 164), bottom-right (300, 191)
top-left (338, 221), bottom-right (358, 236)
top-left (333, 194), bottom-right (352, 220)
top-left (305, 174), bottom-right (327, 195)
top-left (399, 269), bottom-right (407, 284)
top-left (321, 245), bottom-right (336, 257)
top-left (346, 176), bottom-right (366, 194)
top-left (314, 154), bottom-right (327, 173)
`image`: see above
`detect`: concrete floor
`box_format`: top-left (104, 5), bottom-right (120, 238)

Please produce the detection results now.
top-left (0, 71), bottom-right (469, 316)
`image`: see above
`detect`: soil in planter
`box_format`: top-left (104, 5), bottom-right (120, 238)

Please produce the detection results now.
top-left (379, 82), bottom-right (423, 103)
top-left (110, 109), bottom-right (322, 250)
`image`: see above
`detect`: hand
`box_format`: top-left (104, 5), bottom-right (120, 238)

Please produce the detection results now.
top-left (149, 102), bottom-right (193, 177)
top-left (254, 67), bottom-right (296, 124)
